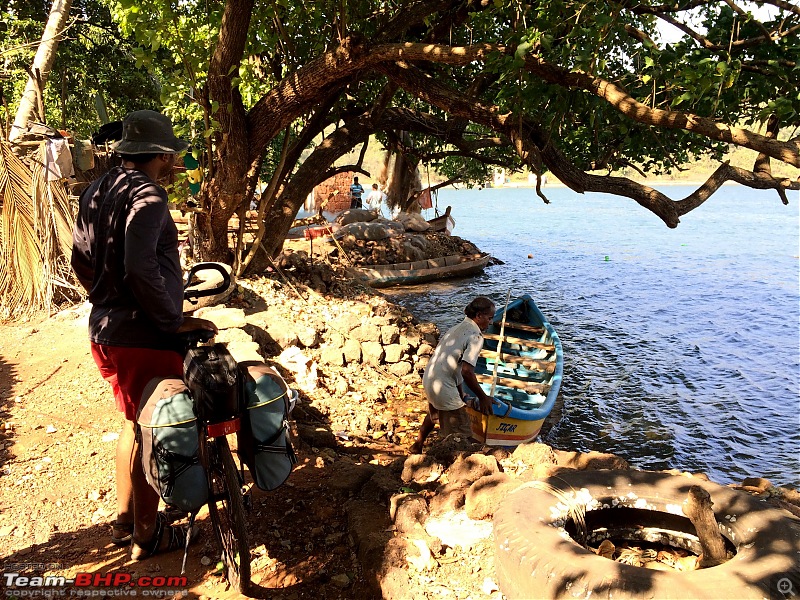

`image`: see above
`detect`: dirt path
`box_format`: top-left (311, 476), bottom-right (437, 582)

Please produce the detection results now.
top-left (0, 308), bottom-right (389, 598)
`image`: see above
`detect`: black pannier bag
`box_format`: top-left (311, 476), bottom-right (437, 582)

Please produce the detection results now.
top-left (237, 363), bottom-right (297, 491)
top-left (137, 377), bottom-right (208, 512)
top-left (184, 343), bottom-right (240, 424)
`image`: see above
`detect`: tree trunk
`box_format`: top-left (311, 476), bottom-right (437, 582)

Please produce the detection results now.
top-left (9, 0), bottom-right (73, 143)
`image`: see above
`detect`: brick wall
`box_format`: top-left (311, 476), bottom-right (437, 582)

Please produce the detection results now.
top-left (313, 171), bottom-right (354, 213)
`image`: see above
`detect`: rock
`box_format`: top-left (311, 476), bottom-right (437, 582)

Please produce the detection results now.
top-left (343, 339), bottom-right (362, 363)
top-left (405, 537), bottom-right (435, 571)
top-left (214, 327), bottom-right (255, 345)
top-left (401, 454), bottom-right (443, 484)
top-left (400, 330), bottom-right (422, 350)
top-left (391, 493), bottom-right (429, 533)
top-left (330, 573), bottom-right (351, 588)
top-left (380, 325), bottom-right (400, 345)
top-left (352, 414), bottom-right (370, 435)
top-left (337, 312), bottom-right (363, 333)
top-left (226, 341), bottom-right (263, 363)
top-left (741, 477), bottom-right (773, 491)
top-left (296, 424), bottom-right (337, 448)
top-left (465, 473), bottom-right (523, 520)
top-left (328, 462), bottom-right (375, 493)
top-left (264, 316), bottom-right (301, 348)
top-left (200, 555), bottom-right (213, 566)
top-left (384, 344), bottom-right (403, 363)
top-left (361, 342), bottom-right (384, 366)
top-left (512, 442), bottom-right (557, 468)
top-left (446, 453), bottom-right (499, 485)
top-left (429, 481), bottom-right (470, 514)
top-left (194, 306), bottom-right (247, 329)
top-left (417, 343), bottom-right (434, 357)
top-left (296, 326), bottom-right (320, 348)
top-left (327, 331), bottom-right (345, 347)
top-left (428, 434), bottom-right (482, 464)
top-left (554, 449), bottom-right (629, 470)
top-left (388, 362), bottom-right (413, 377)
top-left (424, 511), bottom-right (493, 549)
top-left (352, 324), bottom-right (381, 343)
top-left (320, 346), bottom-right (345, 367)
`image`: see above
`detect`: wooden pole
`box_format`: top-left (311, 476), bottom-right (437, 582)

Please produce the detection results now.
top-left (489, 289), bottom-right (512, 397)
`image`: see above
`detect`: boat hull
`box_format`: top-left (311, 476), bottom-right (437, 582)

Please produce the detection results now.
top-left (468, 295), bottom-right (563, 446)
top-left (354, 253), bottom-right (490, 288)
top-left (466, 408), bottom-right (545, 445)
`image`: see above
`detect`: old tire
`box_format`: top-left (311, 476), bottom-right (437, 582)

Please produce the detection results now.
top-left (493, 469), bottom-right (800, 599)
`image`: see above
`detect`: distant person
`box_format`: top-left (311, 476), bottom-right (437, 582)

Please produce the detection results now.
top-left (349, 176), bottom-right (365, 209)
top-left (365, 183), bottom-right (387, 212)
top-left (71, 110), bottom-right (216, 560)
top-left (410, 297), bottom-right (497, 454)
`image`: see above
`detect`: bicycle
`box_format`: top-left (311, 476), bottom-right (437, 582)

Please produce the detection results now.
top-left (180, 262), bottom-right (251, 594)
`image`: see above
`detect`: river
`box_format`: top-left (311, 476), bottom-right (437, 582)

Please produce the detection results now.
top-left (382, 184), bottom-right (800, 488)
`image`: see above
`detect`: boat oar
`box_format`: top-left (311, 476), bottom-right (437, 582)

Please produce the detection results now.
top-left (489, 289), bottom-right (512, 398)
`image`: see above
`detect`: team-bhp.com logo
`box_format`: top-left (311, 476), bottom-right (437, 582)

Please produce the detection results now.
top-left (3, 566), bottom-right (188, 597)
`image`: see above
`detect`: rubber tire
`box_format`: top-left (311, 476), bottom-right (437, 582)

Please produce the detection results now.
top-left (202, 435), bottom-right (251, 595)
top-left (493, 469), bottom-right (800, 599)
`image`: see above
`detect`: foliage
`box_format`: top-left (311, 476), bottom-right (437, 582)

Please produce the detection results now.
top-left (89, 0), bottom-right (800, 261)
top-left (0, 0), bottom-right (160, 139)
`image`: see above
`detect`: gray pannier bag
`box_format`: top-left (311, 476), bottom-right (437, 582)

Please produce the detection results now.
top-left (237, 363), bottom-right (297, 491)
top-left (137, 377), bottom-right (208, 512)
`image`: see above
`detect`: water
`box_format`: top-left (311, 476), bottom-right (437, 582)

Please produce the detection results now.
top-left (383, 185), bottom-right (800, 488)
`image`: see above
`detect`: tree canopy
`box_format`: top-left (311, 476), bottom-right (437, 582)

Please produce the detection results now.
top-left (23, 0), bottom-right (800, 267)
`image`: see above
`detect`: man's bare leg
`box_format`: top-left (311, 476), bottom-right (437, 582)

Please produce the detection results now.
top-left (410, 414), bottom-right (435, 454)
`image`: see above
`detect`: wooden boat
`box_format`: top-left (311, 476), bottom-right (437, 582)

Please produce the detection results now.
top-left (353, 252), bottom-right (490, 288)
top-left (427, 206), bottom-right (455, 234)
top-left (466, 295), bottom-right (563, 446)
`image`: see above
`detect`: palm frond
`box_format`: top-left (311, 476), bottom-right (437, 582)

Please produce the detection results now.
top-left (0, 141), bottom-right (78, 320)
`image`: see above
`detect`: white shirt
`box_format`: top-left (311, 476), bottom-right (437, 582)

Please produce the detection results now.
top-left (365, 189), bottom-right (386, 210)
top-left (422, 317), bottom-right (484, 411)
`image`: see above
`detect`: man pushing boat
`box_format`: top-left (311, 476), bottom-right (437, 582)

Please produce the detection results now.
top-left (409, 297), bottom-right (497, 454)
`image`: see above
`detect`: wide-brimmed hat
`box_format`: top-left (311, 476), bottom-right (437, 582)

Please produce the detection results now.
top-left (112, 110), bottom-right (189, 155)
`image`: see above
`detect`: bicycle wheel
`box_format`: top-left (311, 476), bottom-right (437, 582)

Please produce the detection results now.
top-left (200, 434), bottom-right (251, 594)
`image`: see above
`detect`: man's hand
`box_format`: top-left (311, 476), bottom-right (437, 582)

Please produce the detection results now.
top-left (478, 395), bottom-right (494, 415)
top-left (177, 316), bottom-right (218, 334)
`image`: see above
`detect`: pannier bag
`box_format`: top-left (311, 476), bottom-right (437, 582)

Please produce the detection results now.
top-left (237, 363), bottom-right (297, 491)
top-left (184, 343), bottom-right (240, 424)
top-left (137, 377), bottom-right (208, 512)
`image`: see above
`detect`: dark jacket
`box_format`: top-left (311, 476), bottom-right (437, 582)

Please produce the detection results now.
top-left (71, 166), bottom-right (183, 349)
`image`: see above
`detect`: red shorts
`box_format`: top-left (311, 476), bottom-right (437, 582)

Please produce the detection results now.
top-left (91, 343), bottom-right (184, 421)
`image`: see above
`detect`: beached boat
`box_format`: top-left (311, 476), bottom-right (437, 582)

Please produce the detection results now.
top-left (466, 295), bottom-right (563, 446)
top-left (427, 206), bottom-right (455, 234)
top-left (353, 252), bottom-right (490, 288)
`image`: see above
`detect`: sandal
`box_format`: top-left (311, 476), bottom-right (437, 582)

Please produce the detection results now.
top-left (111, 521), bottom-right (134, 546)
top-left (130, 513), bottom-right (196, 561)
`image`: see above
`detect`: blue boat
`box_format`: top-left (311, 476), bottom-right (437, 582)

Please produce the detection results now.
top-left (466, 295), bottom-right (564, 445)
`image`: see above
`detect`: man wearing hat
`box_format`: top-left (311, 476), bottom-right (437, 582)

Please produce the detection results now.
top-left (72, 110), bottom-right (215, 560)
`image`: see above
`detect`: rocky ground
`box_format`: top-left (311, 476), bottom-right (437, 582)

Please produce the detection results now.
top-left (1, 266), bottom-right (798, 600)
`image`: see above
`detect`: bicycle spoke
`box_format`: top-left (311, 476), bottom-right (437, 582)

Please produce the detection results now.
top-left (200, 435), bottom-right (251, 594)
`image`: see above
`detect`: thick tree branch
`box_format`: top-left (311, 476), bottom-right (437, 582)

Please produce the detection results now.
top-left (248, 41), bottom-right (799, 169)
top-left (379, 60), bottom-right (798, 227)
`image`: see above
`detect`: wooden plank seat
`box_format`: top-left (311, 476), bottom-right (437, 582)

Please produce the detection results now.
top-left (493, 321), bottom-right (544, 335)
top-left (483, 333), bottom-right (555, 351)
top-left (475, 374), bottom-right (550, 395)
top-left (479, 350), bottom-right (556, 373)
